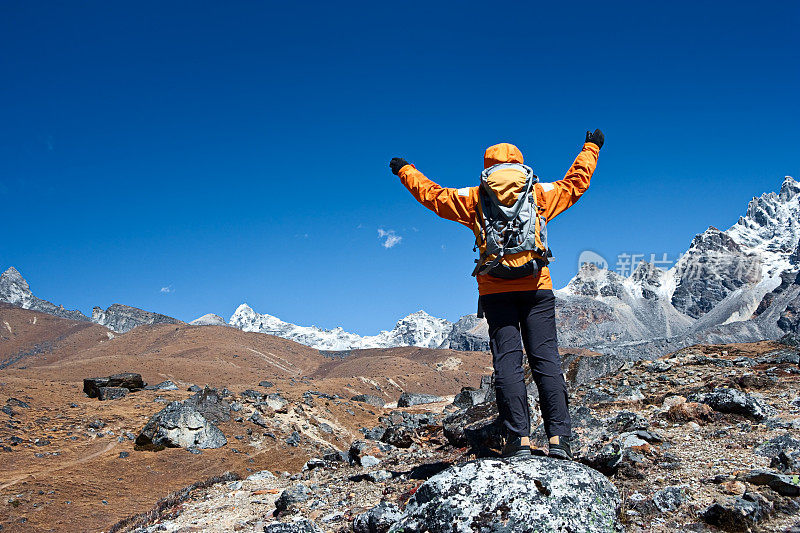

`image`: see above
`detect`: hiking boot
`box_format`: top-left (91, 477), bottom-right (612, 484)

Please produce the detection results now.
top-left (548, 436), bottom-right (573, 460)
top-left (501, 437), bottom-right (531, 458)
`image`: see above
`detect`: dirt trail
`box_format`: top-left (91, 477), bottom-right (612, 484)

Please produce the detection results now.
top-left (0, 440), bottom-right (118, 491)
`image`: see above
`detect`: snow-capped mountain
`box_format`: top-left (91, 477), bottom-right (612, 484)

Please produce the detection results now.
top-left (554, 175), bottom-right (800, 357)
top-left (190, 313), bottom-right (230, 326)
top-left (230, 304), bottom-right (453, 351)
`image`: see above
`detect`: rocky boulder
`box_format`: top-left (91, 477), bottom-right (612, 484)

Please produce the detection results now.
top-left (185, 386), bottom-right (231, 423)
top-left (136, 400), bottom-right (227, 449)
top-left (387, 457), bottom-right (620, 532)
top-left (351, 394), bottom-right (386, 408)
top-left (84, 373), bottom-right (145, 398)
top-left (689, 388), bottom-right (775, 420)
top-left (397, 392), bottom-right (444, 407)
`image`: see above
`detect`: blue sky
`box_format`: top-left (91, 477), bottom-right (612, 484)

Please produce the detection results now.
top-left (1, 1), bottom-right (798, 334)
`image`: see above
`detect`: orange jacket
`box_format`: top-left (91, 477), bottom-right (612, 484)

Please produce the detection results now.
top-left (398, 142), bottom-right (599, 295)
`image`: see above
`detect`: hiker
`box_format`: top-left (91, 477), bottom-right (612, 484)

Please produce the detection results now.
top-left (389, 130), bottom-right (603, 459)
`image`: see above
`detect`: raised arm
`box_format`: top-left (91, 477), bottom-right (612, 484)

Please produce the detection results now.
top-left (390, 158), bottom-right (478, 228)
top-left (537, 130), bottom-right (603, 222)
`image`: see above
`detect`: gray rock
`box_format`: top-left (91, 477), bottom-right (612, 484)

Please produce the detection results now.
top-left (351, 394), bottom-right (386, 408)
top-left (97, 387), bottom-right (128, 401)
top-left (145, 380), bottom-right (178, 391)
top-left (263, 393), bottom-right (289, 412)
top-left (702, 492), bottom-right (772, 531)
top-left (353, 501), bottom-right (403, 533)
top-left (263, 519), bottom-right (321, 533)
top-left (360, 455), bottom-right (380, 468)
top-left (275, 484), bottom-right (310, 513)
top-left (249, 412), bottom-right (270, 428)
top-left (186, 387), bottom-right (231, 423)
top-left (388, 457), bottom-right (620, 533)
top-left (246, 470), bottom-right (277, 482)
top-left (755, 432), bottom-right (800, 458)
top-left (652, 486), bottom-right (686, 513)
top-left (136, 400), bottom-right (227, 449)
top-left (397, 392), bottom-right (443, 407)
top-left (738, 469), bottom-right (800, 497)
top-left (361, 426), bottom-right (386, 441)
top-left (381, 426), bottom-right (416, 448)
top-left (365, 470), bottom-right (393, 483)
top-left (452, 388), bottom-right (487, 409)
top-left (285, 431), bottom-right (301, 447)
top-left (259, 380), bottom-right (274, 388)
top-left (690, 388), bottom-right (775, 420)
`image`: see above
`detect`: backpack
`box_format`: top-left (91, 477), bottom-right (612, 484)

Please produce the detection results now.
top-left (471, 163), bottom-right (551, 278)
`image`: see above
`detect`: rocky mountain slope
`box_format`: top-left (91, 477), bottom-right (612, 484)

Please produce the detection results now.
top-left (0, 267), bottom-right (88, 322)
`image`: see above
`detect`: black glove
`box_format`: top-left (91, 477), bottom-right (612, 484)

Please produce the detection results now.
top-left (585, 129), bottom-right (604, 149)
top-left (389, 157), bottom-right (409, 175)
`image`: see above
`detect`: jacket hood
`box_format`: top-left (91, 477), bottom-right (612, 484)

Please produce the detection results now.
top-left (484, 143), bottom-right (524, 169)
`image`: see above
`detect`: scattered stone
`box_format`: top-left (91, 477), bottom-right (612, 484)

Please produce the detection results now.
top-left (249, 412), bottom-right (270, 428)
top-left (241, 389), bottom-right (264, 402)
top-left (187, 384), bottom-right (202, 392)
top-left (397, 392), bottom-right (443, 407)
top-left (263, 393), bottom-right (289, 413)
top-left (136, 400), bottom-right (227, 449)
top-left (259, 380), bottom-right (274, 388)
top-left (304, 458), bottom-right (326, 470)
top-left (361, 426), bottom-right (386, 441)
top-left (246, 470), bottom-right (276, 482)
top-left (285, 431), bottom-right (300, 447)
top-left (97, 387), bottom-right (128, 401)
top-left (118, 451), bottom-right (129, 459)
top-left (6, 398), bottom-right (29, 409)
top-left (364, 470), bottom-right (392, 482)
top-left (274, 484), bottom-right (310, 513)
top-left (263, 519), bottom-right (321, 533)
top-left (380, 426), bottom-right (416, 448)
top-left (360, 455), bottom-right (380, 468)
top-left (145, 380), bottom-right (178, 391)
top-left (351, 394), bottom-right (386, 408)
top-left (390, 457), bottom-right (620, 532)
top-left (87, 420), bottom-right (105, 430)
top-left (652, 486), bottom-right (686, 513)
top-left (353, 501), bottom-right (403, 533)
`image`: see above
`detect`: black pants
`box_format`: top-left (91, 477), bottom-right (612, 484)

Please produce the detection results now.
top-left (479, 289), bottom-right (571, 439)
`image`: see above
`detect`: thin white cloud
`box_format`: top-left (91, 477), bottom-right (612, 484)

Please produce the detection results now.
top-left (160, 285), bottom-right (173, 293)
top-left (378, 228), bottom-right (402, 249)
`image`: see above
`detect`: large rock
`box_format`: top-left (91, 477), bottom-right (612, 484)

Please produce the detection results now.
top-left (136, 400), bottom-right (227, 449)
top-left (84, 373), bottom-right (144, 398)
top-left (689, 388), bottom-right (775, 420)
top-left (185, 387), bottom-right (231, 423)
top-left (388, 457), bottom-right (620, 532)
top-left (702, 492), bottom-right (772, 531)
top-left (351, 394), bottom-right (386, 408)
top-left (353, 502), bottom-right (403, 533)
top-left (397, 392), bottom-right (444, 407)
